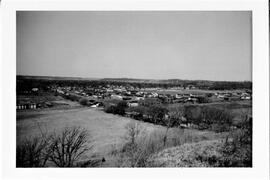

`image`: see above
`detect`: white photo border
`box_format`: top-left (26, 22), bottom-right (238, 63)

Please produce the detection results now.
top-left (1, 0), bottom-right (269, 180)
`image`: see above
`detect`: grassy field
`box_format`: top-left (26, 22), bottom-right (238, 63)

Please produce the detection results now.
top-left (17, 108), bottom-right (166, 157)
top-left (17, 106), bottom-right (228, 167)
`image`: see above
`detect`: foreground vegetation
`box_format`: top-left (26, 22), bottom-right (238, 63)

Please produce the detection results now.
top-left (109, 115), bottom-right (252, 167)
top-left (103, 99), bottom-right (251, 133)
top-left (17, 126), bottom-right (105, 167)
top-left (17, 112), bottom-right (251, 167)
top-left (16, 76), bottom-right (252, 167)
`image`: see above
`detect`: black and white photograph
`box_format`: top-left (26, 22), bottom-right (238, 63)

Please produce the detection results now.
top-left (16, 11), bottom-right (253, 168)
top-left (1, 0), bottom-right (269, 179)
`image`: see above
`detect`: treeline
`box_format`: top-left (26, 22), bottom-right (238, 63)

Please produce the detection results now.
top-left (104, 100), bottom-right (234, 133)
top-left (209, 81), bottom-right (252, 90)
top-left (17, 76), bottom-right (252, 93)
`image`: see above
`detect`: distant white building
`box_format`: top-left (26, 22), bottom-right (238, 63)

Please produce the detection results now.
top-left (32, 88), bottom-right (39, 92)
top-left (128, 101), bottom-right (139, 107)
top-left (111, 94), bottom-right (123, 100)
top-left (135, 97), bottom-right (144, 101)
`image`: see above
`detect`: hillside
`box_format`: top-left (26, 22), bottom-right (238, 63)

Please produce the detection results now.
top-left (148, 140), bottom-right (223, 167)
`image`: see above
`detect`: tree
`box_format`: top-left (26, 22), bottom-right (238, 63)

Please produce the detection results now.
top-left (197, 96), bottom-right (210, 103)
top-left (161, 106), bottom-right (184, 146)
top-left (115, 101), bottom-right (128, 115)
top-left (220, 115), bottom-right (252, 167)
top-left (47, 127), bottom-right (92, 167)
top-left (79, 98), bottom-right (88, 106)
top-left (16, 136), bottom-right (49, 167)
top-left (148, 105), bottom-right (168, 124)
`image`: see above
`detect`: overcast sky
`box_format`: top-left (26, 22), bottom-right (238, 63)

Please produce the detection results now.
top-left (17, 11), bottom-right (252, 81)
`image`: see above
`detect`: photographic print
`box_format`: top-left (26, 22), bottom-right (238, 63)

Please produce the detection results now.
top-left (16, 11), bottom-right (252, 168)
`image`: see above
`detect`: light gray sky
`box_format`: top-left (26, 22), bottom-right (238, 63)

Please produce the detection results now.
top-left (17, 11), bottom-right (252, 81)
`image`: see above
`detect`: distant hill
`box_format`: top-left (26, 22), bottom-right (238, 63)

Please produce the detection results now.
top-left (17, 75), bottom-right (101, 81)
top-left (17, 75), bottom-right (251, 84)
top-left (17, 75), bottom-right (252, 90)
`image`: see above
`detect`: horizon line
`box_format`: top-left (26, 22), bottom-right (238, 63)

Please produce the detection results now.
top-left (16, 74), bottom-right (252, 83)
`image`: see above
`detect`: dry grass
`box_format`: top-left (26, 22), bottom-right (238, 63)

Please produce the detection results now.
top-left (17, 108), bottom-right (166, 160)
top-left (17, 107), bottom-right (228, 167)
top-left (108, 125), bottom-right (227, 167)
top-left (148, 140), bottom-right (223, 167)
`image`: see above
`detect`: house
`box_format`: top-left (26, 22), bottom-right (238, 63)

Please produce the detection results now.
top-left (135, 97), bottom-right (144, 101)
top-left (128, 101), bottom-right (139, 107)
top-left (111, 94), bottom-right (123, 100)
top-left (17, 103), bottom-right (37, 110)
top-left (241, 95), bottom-right (251, 100)
top-left (90, 104), bottom-right (98, 108)
top-left (32, 88), bottom-right (39, 92)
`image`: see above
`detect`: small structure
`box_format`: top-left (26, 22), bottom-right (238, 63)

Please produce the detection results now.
top-left (111, 94), bottom-right (123, 100)
top-left (127, 101), bottom-right (139, 107)
top-left (16, 103), bottom-right (37, 110)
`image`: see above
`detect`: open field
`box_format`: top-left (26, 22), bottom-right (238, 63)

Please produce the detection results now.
top-left (17, 107), bottom-right (227, 166)
top-left (17, 108), bottom-right (165, 156)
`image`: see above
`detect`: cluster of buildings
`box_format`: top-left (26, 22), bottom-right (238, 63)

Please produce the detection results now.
top-left (53, 84), bottom-right (252, 107)
top-left (16, 83), bottom-right (252, 111)
top-left (215, 91), bottom-right (252, 101)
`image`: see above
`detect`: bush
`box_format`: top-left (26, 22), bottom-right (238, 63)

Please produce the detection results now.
top-left (183, 105), bottom-right (233, 132)
top-left (211, 123), bottom-right (231, 133)
top-left (104, 101), bottom-right (127, 115)
top-left (148, 105), bottom-right (168, 124)
top-left (16, 136), bottom-right (49, 167)
top-left (197, 96), bottom-right (210, 103)
top-left (104, 105), bottom-right (117, 114)
top-left (115, 122), bottom-right (164, 167)
top-left (79, 98), bottom-right (88, 106)
top-left (17, 126), bottom-right (94, 167)
top-left (218, 116), bottom-right (252, 167)
top-left (66, 94), bottom-right (81, 101)
top-left (115, 101), bottom-right (127, 115)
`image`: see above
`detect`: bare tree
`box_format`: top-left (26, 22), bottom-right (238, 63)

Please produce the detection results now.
top-left (124, 122), bottom-right (142, 145)
top-left (162, 106), bottom-right (185, 146)
top-left (16, 136), bottom-right (49, 167)
top-left (47, 126), bottom-right (92, 167)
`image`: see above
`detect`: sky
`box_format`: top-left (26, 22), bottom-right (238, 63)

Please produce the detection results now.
top-left (17, 11), bottom-right (252, 81)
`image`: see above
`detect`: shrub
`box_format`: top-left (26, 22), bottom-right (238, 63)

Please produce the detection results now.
top-left (183, 105), bottom-right (233, 132)
top-left (115, 101), bottom-right (127, 115)
top-left (16, 136), bottom-right (49, 167)
top-left (17, 126), bottom-right (95, 167)
top-left (117, 122), bottom-right (161, 167)
top-left (104, 105), bottom-right (117, 114)
top-left (184, 105), bottom-right (202, 124)
top-left (218, 116), bottom-right (252, 167)
top-left (66, 94), bottom-right (81, 101)
top-left (211, 123), bottom-right (231, 133)
top-left (79, 98), bottom-right (88, 106)
top-left (148, 104), bottom-right (168, 124)
top-left (104, 101), bottom-right (127, 115)
top-left (197, 96), bottom-right (210, 103)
